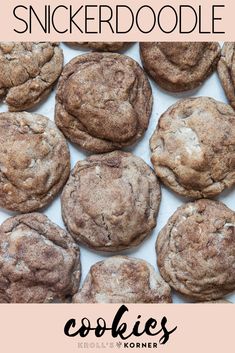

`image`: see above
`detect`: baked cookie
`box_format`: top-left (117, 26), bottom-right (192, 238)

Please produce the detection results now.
top-left (65, 42), bottom-right (130, 52)
top-left (73, 256), bottom-right (171, 303)
top-left (0, 213), bottom-right (80, 303)
top-left (0, 112), bottom-right (70, 212)
top-left (140, 42), bottom-right (221, 92)
top-left (55, 52), bottom-right (152, 153)
top-left (0, 42), bottom-right (63, 111)
top-left (218, 42), bottom-right (235, 109)
top-left (156, 199), bottom-right (235, 301)
top-left (61, 151), bottom-right (160, 251)
top-left (150, 97), bottom-right (235, 199)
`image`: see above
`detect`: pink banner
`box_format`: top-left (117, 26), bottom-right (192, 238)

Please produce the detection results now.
top-left (0, 303), bottom-right (234, 352)
top-left (0, 0), bottom-right (233, 41)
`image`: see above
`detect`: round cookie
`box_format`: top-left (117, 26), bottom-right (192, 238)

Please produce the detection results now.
top-left (150, 97), bottom-right (235, 199)
top-left (73, 256), bottom-right (171, 303)
top-left (65, 42), bottom-right (130, 52)
top-left (0, 42), bottom-right (63, 111)
top-left (218, 42), bottom-right (235, 109)
top-left (140, 42), bottom-right (221, 92)
top-left (0, 213), bottom-right (80, 303)
top-left (61, 151), bottom-right (161, 252)
top-left (55, 52), bottom-right (152, 153)
top-left (156, 199), bottom-right (235, 301)
top-left (0, 112), bottom-right (70, 212)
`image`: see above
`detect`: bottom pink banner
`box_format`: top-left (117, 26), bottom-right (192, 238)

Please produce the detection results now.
top-left (0, 304), bottom-right (233, 353)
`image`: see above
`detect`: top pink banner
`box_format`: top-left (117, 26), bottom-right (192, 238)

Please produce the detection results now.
top-left (0, 0), bottom-right (233, 41)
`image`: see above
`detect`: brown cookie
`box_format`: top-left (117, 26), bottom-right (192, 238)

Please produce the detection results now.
top-left (140, 42), bottom-right (221, 92)
top-left (150, 97), bottom-right (235, 199)
top-left (61, 151), bottom-right (161, 252)
top-left (0, 112), bottom-right (70, 212)
top-left (218, 42), bottom-right (235, 109)
top-left (0, 42), bottom-right (63, 111)
top-left (65, 42), bottom-right (130, 52)
top-left (156, 199), bottom-right (235, 301)
top-left (0, 213), bottom-right (80, 303)
top-left (55, 52), bottom-right (152, 153)
top-left (73, 256), bottom-right (171, 303)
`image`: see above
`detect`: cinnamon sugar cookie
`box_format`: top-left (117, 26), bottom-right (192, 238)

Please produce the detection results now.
top-left (55, 52), bottom-right (152, 153)
top-left (150, 97), bottom-right (235, 199)
top-left (140, 42), bottom-right (220, 92)
top-left (73, 256), bottom-right (171, 303)
top-left (61, 151), bottom-right (160, 251)
top-left (0, 213), bottom-right (80, 303)
top-left (66, 42), bottom-right (130, 52)
top-left (157, 199), bottom-right (235, 301)
top-left (0, 112), bottom-right (70, 212)
top-left (0, 42), bottom-right (63, 111)
top-left (218, 42), bottom-right (235, 109)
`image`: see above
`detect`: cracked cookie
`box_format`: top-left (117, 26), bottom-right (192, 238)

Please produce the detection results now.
top-left (0, 42), bottom-right (63, 111)
top-left (65, 42), bottom-right (130, 52)
top-left (218, 42), bottom-right (235, 109)
top-left (0, 213), bottom-right (80, 303)
top-left (156, 199), bottom-right (235, 301)
top-left (61, 151), bottom-right (161, 251)
top-left (150, 97), bottom-right (235, 199)
top-left (0, 112), bottom-right (70, 212)
top-left (55, 52), bottom-right (152, 153)
top-left (73, 256), bottom-right (171, 303)
top-left (140, 42), bottom-right (220, 92)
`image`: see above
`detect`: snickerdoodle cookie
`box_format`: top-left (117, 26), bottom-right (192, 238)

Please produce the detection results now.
top-left (156, 199), bottom-right (235, 301)
top-left (140, 42), bottom-right (220, 92)
top-left (66, 42), bottom-right (130, 52)
top-left (0, 213), bottom-right (80, 303)
top-left (0, 42), bottom-right (63, 111)
top-left (55, 52), bottom-right (152, 153)
top-left (0, 112), bottom-right (70, 212)
top-left (218, 42), bottom-right (235, 109)
top-left (150, 97), bottom-right (235, 199)
top-left (61, 151), bottom-right (160, 251)
top-left (73, 256), bottom-right (171, 303)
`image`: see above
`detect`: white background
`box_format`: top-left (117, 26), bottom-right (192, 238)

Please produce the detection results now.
top-left (0, 42), bottom-right (234, 303)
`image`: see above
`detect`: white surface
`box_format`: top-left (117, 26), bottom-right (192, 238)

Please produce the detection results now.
top-left (0, 42), bottom-right (234, 303)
